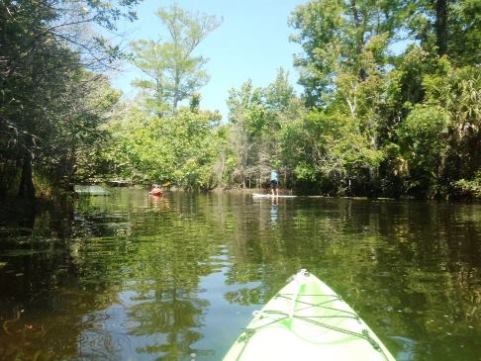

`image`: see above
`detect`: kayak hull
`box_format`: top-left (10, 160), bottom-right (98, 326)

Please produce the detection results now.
top-left (223, 270), bottom-right (396, 361)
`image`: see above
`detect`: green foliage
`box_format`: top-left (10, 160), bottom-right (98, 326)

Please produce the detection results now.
top-left (406, 0), bottom-right (481, 62)
top-left (277, 0), bottom-right (481, 198)
top-left (226, 69), bottom-right (304, 188)
top-left (453, 171), bottom-right (481, 198)
top-left (3, 0), bottom-right (480, 201)
top-left (104, 5), bottom-right (224, 191)
top-left (0, 0), bottom-right (138, 198)
top-left (421, 64), bottom-right (481, 184)
top-left (398, 105), bottom-right (449, 196)
top-left (289, 0), bottom-right (405, 106)
top-left (280, 109), bottom-right (384, 195)
top-left (448, 0), bottom-right (481, 65)
top-left (130, 5), bottom-right (221, 112)
top-left (107, 106), bottom-right (223, 190)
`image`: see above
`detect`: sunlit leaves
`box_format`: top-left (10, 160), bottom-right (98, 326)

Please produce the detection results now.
top-left (107, 107), bottom-right (223, 190)
top-left (226, 70), bottom-right (304, 188)
top-left (289, 0), bottom-right (406, 106)
top-left (130, 5), bottom-right (221, 112)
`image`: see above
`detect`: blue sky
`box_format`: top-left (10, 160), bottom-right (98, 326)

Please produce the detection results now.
top-left (111, 0), bottom-right (305, 119)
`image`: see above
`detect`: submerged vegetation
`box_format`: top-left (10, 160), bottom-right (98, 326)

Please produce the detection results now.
top-left (1, 0), bottom-right (481, 198)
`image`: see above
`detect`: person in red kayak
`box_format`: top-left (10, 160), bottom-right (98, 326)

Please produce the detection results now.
top-left (149, 184), bottom-right (163, 195)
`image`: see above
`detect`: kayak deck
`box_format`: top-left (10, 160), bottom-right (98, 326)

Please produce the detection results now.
top-left (223, 270), bottom-right (396, 361)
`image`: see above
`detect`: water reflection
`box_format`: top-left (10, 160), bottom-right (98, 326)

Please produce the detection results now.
top-left (0, 192), bottom-right (481, 360)
top-left (270, 197), bottom-right (278, 225)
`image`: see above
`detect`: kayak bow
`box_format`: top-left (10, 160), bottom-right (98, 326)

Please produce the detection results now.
top-left (223, 269), bottom-right (396, 361)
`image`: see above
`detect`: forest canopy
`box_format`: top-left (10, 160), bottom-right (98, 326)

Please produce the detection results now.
top-left (1, 0), bottom-right (481, 199)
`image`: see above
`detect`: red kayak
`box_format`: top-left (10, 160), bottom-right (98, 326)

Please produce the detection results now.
top-left (149, 188), bottom-right (163, 196)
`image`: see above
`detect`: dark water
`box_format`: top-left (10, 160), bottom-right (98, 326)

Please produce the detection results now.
top-left (1, 189), bottom-right (481, 361)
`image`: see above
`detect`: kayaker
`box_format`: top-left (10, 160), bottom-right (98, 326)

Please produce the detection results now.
top-left (149, 184), bottom-right (163, 196)
top-left (270, 169), bottom-right (279, 197)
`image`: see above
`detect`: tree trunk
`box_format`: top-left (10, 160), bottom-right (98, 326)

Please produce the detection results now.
top-left (18, 150), bottom-right (35, 199)
top-left (435, 0), bottom-right (448, 56)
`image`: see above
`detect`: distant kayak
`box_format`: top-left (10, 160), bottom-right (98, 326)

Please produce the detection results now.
top-left (252, 193), bottom-right (297, 198)
top-left (223, 270), bottom-right (396, 361)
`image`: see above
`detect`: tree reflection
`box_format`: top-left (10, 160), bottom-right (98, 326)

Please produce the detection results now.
top-left (1, 193), bottom-right (481, 361)
top-left (222, 198), bottom-right (481, 361)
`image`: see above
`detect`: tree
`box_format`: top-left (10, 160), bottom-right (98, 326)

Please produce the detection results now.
top-left (226, 69), bottom-right (304, 188)
top-left (0, 0), bottom-right (140, 198)
top-left (448, 0), bottom-right (481, 65)
top-left (130, 5), bottom-right (221, 112)
top-left (398, 104), bottom-right (450, 196)
top-left (289, 0), bottom-right (407, 107)
top-left (107, 105), bottom-right (223, 190)
top-left (406, 0), bottom-right (481, 62)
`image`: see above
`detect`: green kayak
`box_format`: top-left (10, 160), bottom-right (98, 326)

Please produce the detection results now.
top-left (223, 270), bottom-right (396, 361)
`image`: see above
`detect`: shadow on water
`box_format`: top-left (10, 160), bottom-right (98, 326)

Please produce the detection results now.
top-left (0, 190), bottom-right (481, 360)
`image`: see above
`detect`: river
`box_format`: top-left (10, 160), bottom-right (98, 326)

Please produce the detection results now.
top-left (1, 189), bottom-right (480, 360)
